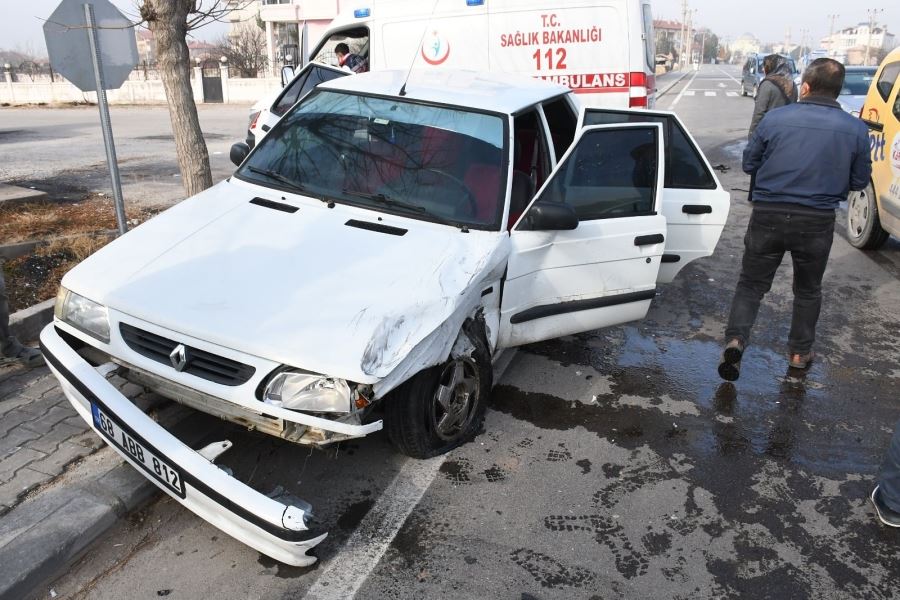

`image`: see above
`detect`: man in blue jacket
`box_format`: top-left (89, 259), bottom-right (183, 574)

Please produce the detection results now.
top-left (718, 58), bottom-right (871, 381)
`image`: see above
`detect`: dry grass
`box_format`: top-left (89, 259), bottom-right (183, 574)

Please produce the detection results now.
top-left (0, 194), bottom-right (157, 245)
top-left (2, 196), bottom-right (162, 312)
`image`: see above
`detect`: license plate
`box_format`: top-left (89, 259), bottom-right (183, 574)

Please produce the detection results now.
top-left (91, 402), bottom-right (185, 497)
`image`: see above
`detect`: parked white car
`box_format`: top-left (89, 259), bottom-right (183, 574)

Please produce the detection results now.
top-left (41, 69), bottom-right (729, 566)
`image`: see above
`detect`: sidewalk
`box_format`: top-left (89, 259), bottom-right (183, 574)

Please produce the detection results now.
top-left (0, 361), bottom-right (161, 600)
top-left (655, 68), bottom-right (691, 98)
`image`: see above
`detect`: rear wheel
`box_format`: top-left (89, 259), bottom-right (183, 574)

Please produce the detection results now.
top-left (741, 82), bottom-right (748, 96)
top-left (385, 322), bottom-right (492, 459)
top-left (847, 182), bottom-right (889, 249)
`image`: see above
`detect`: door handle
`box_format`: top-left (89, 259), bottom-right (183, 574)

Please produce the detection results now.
top-left (634, 234), bottom-right (664, 246)
top-left (261, 124), bottom-right (271, 132)
top-left (682, 204), bottom-right (712, 214)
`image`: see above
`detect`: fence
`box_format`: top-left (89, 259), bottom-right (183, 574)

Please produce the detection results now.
top-left (0, 64), bottom-right (282, 106)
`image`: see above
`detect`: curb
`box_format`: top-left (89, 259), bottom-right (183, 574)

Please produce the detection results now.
top-left (656, 69), bottom-right (691, 98)
top-left (0, 455), bottom-right (156, 600)
top-left (10, 299), bottom-right (55, 344)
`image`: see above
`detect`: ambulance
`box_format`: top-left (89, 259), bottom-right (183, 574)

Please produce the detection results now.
top-left (310, 0), bottom-right (656, 108)
top-left (249, 0), bottom-right (657, 145)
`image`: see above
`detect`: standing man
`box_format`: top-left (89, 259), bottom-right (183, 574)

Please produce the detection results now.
top-left (872, 420), bottom-right (900, 527)
top-left (718, 59), bottom-right (871, 381)
top-left (334, 43), bottom-right (367, 73)
top-left (1, 271), bottom-right (43, 368)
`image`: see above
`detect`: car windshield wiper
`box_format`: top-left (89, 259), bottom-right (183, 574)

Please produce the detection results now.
top-left (246, 166), bottom-right (307, 193)
top-left (342, 190), bottom-right (469, 231)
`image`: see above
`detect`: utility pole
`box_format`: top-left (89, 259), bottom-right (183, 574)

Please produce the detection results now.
top-left (784, 26), bottom-right (791, 55)
top-left (679, 0), bottom-right (688, 67)
top-left (700, 29), bottom-right (707, 64)
top-left (827, 14), bottom-right (839, 56)
top-left (865, 8), bottom-right (884, 66)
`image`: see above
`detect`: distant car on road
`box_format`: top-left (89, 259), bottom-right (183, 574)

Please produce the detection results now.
top-left (740, 53), bottom-right (800, 98)
top-left (838, 66), bottom-right (878, 117)
top-left (847, 47), bottom-right (900, 249)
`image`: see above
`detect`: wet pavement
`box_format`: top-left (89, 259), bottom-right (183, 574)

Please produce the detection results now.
top-left (39, 65), bottom-right (900, 599)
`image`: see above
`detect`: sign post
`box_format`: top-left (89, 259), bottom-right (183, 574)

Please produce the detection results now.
top-left (84, 3), bottom-right (127, 234)
top-left (44, 0), bottom-right (138, 235)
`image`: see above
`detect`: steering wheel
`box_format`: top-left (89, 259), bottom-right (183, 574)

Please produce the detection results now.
top-left (422, 168), bottom-right (479, 218)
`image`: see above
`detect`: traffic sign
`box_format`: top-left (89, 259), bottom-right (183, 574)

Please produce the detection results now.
top-left (43, 0), bottom-right (138, 92)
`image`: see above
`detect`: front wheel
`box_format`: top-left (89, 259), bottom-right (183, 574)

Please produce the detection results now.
top-left (847, 182), bottom-right (889, 249)
top-left (741, 82), bottom-right (748, 97)
top-left (385, 322), bottom-right (492, 458)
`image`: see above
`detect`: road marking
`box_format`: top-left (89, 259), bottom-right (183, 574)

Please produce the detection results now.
top-left (705, 91), bottom-right (716, 97)
top-left (718, 82), bottom-right (726, 88)
top-left (684, 90), bottom-right (695, 97)
top-left (717, 67), bottom-right (742, 85)
top-left (305, 352), bottom-right (518, 600)
top-left (726, 91), bottom-right (739, 97)
top-left (670, 70), bottom-right (699, 108)
top-left (305, 456), bottom-right (444, 600)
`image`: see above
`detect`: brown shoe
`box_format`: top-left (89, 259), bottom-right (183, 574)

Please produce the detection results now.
top-left (718, 338), bottom-right (744, 381)
top-left (788, 351), bottom-right (814, 369)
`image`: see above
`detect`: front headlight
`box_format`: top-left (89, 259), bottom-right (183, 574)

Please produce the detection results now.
top-left (263, 370), bottom-right (352, 413)
top-left (55, 286), bottom-right (110, 343)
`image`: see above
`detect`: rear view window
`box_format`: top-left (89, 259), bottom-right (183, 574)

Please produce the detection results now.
top-left (876, 62), bottom-right (900, 102)
top-left (583, 111), bottom-right (716, 190)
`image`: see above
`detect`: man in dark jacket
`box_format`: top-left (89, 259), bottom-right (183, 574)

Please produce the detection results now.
top-left (748, 54), bottom-right (798, 139)
top-left (718, 58), bottom-right (871, 381)
top-left (872, 419), bottom-right (900, 527)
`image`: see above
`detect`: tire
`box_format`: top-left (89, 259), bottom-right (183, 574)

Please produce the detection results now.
top-left (847, 181), bottom-right (889, 250)
top-left (385, 320), bottom-right (492, 459)
top-left (752, 83), bottom-right (759, 99)
top-left (741, 82), bottom-right (747, 97)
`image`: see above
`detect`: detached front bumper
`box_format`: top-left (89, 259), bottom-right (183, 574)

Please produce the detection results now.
top-left (40, 324), bottom-right (327, 566)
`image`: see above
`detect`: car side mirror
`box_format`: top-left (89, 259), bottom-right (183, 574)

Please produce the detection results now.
top-left (523, 202), bottom-right (579, 231)
top-left (230, 142), bottom-right (250, 167)
top-left (281, 65), bottom-right (295, 87)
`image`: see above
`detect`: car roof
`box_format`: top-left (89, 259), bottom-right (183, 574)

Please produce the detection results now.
top-left (318, 69), bottom-right (571, 114)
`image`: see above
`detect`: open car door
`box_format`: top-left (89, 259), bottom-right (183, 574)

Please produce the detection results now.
top-left (499, 123), bottom-right (666, 349)
top-left (581, 108), bottom-right (730, 283)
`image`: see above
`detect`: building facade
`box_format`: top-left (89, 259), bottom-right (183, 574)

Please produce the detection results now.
top-left (820, 23), bottom-right (896, 65)
top-left (227, 0), bottom-right (348, 74)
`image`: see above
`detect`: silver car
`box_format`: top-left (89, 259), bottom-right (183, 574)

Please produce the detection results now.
top-left (838, 66), bottom-right (878, 117)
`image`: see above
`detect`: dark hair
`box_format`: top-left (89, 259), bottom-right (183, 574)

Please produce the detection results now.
top-left (802, 58), bottom-right (845, 99)
top-left (335, 43), bottom-right (350, 56)
top-left (762, 54), bottom-right (779, 74)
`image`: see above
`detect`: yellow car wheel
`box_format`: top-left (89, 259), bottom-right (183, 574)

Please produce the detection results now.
top-left (847, 181), bottom-right (889, 249)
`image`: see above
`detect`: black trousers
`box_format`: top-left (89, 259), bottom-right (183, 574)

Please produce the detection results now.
top-left (880, 420), bottom-right (900, 512)
top-left (724, 205), bottom-right (835, 354)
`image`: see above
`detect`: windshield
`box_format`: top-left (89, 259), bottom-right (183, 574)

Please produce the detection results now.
top-left (238, 91), bottom-right (507, 230)
top-left (842, 70), bottom-right (876, 96)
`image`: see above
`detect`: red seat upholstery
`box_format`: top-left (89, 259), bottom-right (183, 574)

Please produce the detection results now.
top-left (464, 164), bottom-right (501, 223)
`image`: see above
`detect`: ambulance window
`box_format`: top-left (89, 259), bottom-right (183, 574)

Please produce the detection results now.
top-left (310, 27), bottom-right (370, 72)
top-left (876, 62), bottom-right (900, 102)
top-left (583, 111), bottom-right (715, 189)
top-left (513, 110), bottom-right (552, 190)
top-left (541, 98), bottom-right (577, 162)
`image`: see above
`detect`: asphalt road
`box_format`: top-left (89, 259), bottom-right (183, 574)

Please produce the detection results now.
top-left (21, 65), bottom-right (900, 599)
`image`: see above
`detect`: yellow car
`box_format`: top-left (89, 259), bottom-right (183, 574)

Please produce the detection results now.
top-left (849, 47), bottom-right (900, 248)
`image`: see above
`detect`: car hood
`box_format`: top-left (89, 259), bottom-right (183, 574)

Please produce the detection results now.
top-left (839, 95), bottom-right (865, 114)
top-left (62, 180), bottom-right (508, 384)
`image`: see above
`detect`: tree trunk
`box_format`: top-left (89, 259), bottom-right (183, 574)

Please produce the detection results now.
top-left (144, 0), bottom-right (212, 196)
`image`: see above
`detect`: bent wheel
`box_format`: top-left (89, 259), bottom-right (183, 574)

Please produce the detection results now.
top-left (385, 322), bottom-right (492, 458)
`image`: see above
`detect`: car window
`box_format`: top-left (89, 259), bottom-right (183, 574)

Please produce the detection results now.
top-left (583, 111), bottom-right (716, 189)
top-left (514, 109), bottom-right (552, 191)
top-left (893, 91), bottom-right (900, 121)
top-left (534, 127), bottom-right (658, 221)
top-left (541, 97), bottom-right (577, 162)
top-left (842, 70), bottom-right (877, 96)
top-left (271, 66), bottom-right (347, 117)
top-left (310, 27), bottom-right (370, 73)
top-left (240, 91), bottom-right (507, 230)
top-left (876, 62), bottom-right (900, 102)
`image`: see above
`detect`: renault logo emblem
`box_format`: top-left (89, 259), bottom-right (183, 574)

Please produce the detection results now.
top-left (169, 344), bottom-right (188, 372)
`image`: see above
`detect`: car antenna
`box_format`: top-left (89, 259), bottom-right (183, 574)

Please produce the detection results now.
top-left (399, 0), bottom-right (442, 96)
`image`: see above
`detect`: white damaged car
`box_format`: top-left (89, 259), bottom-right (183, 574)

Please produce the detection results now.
top-left (40, 69), bottom-right (729, 566)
